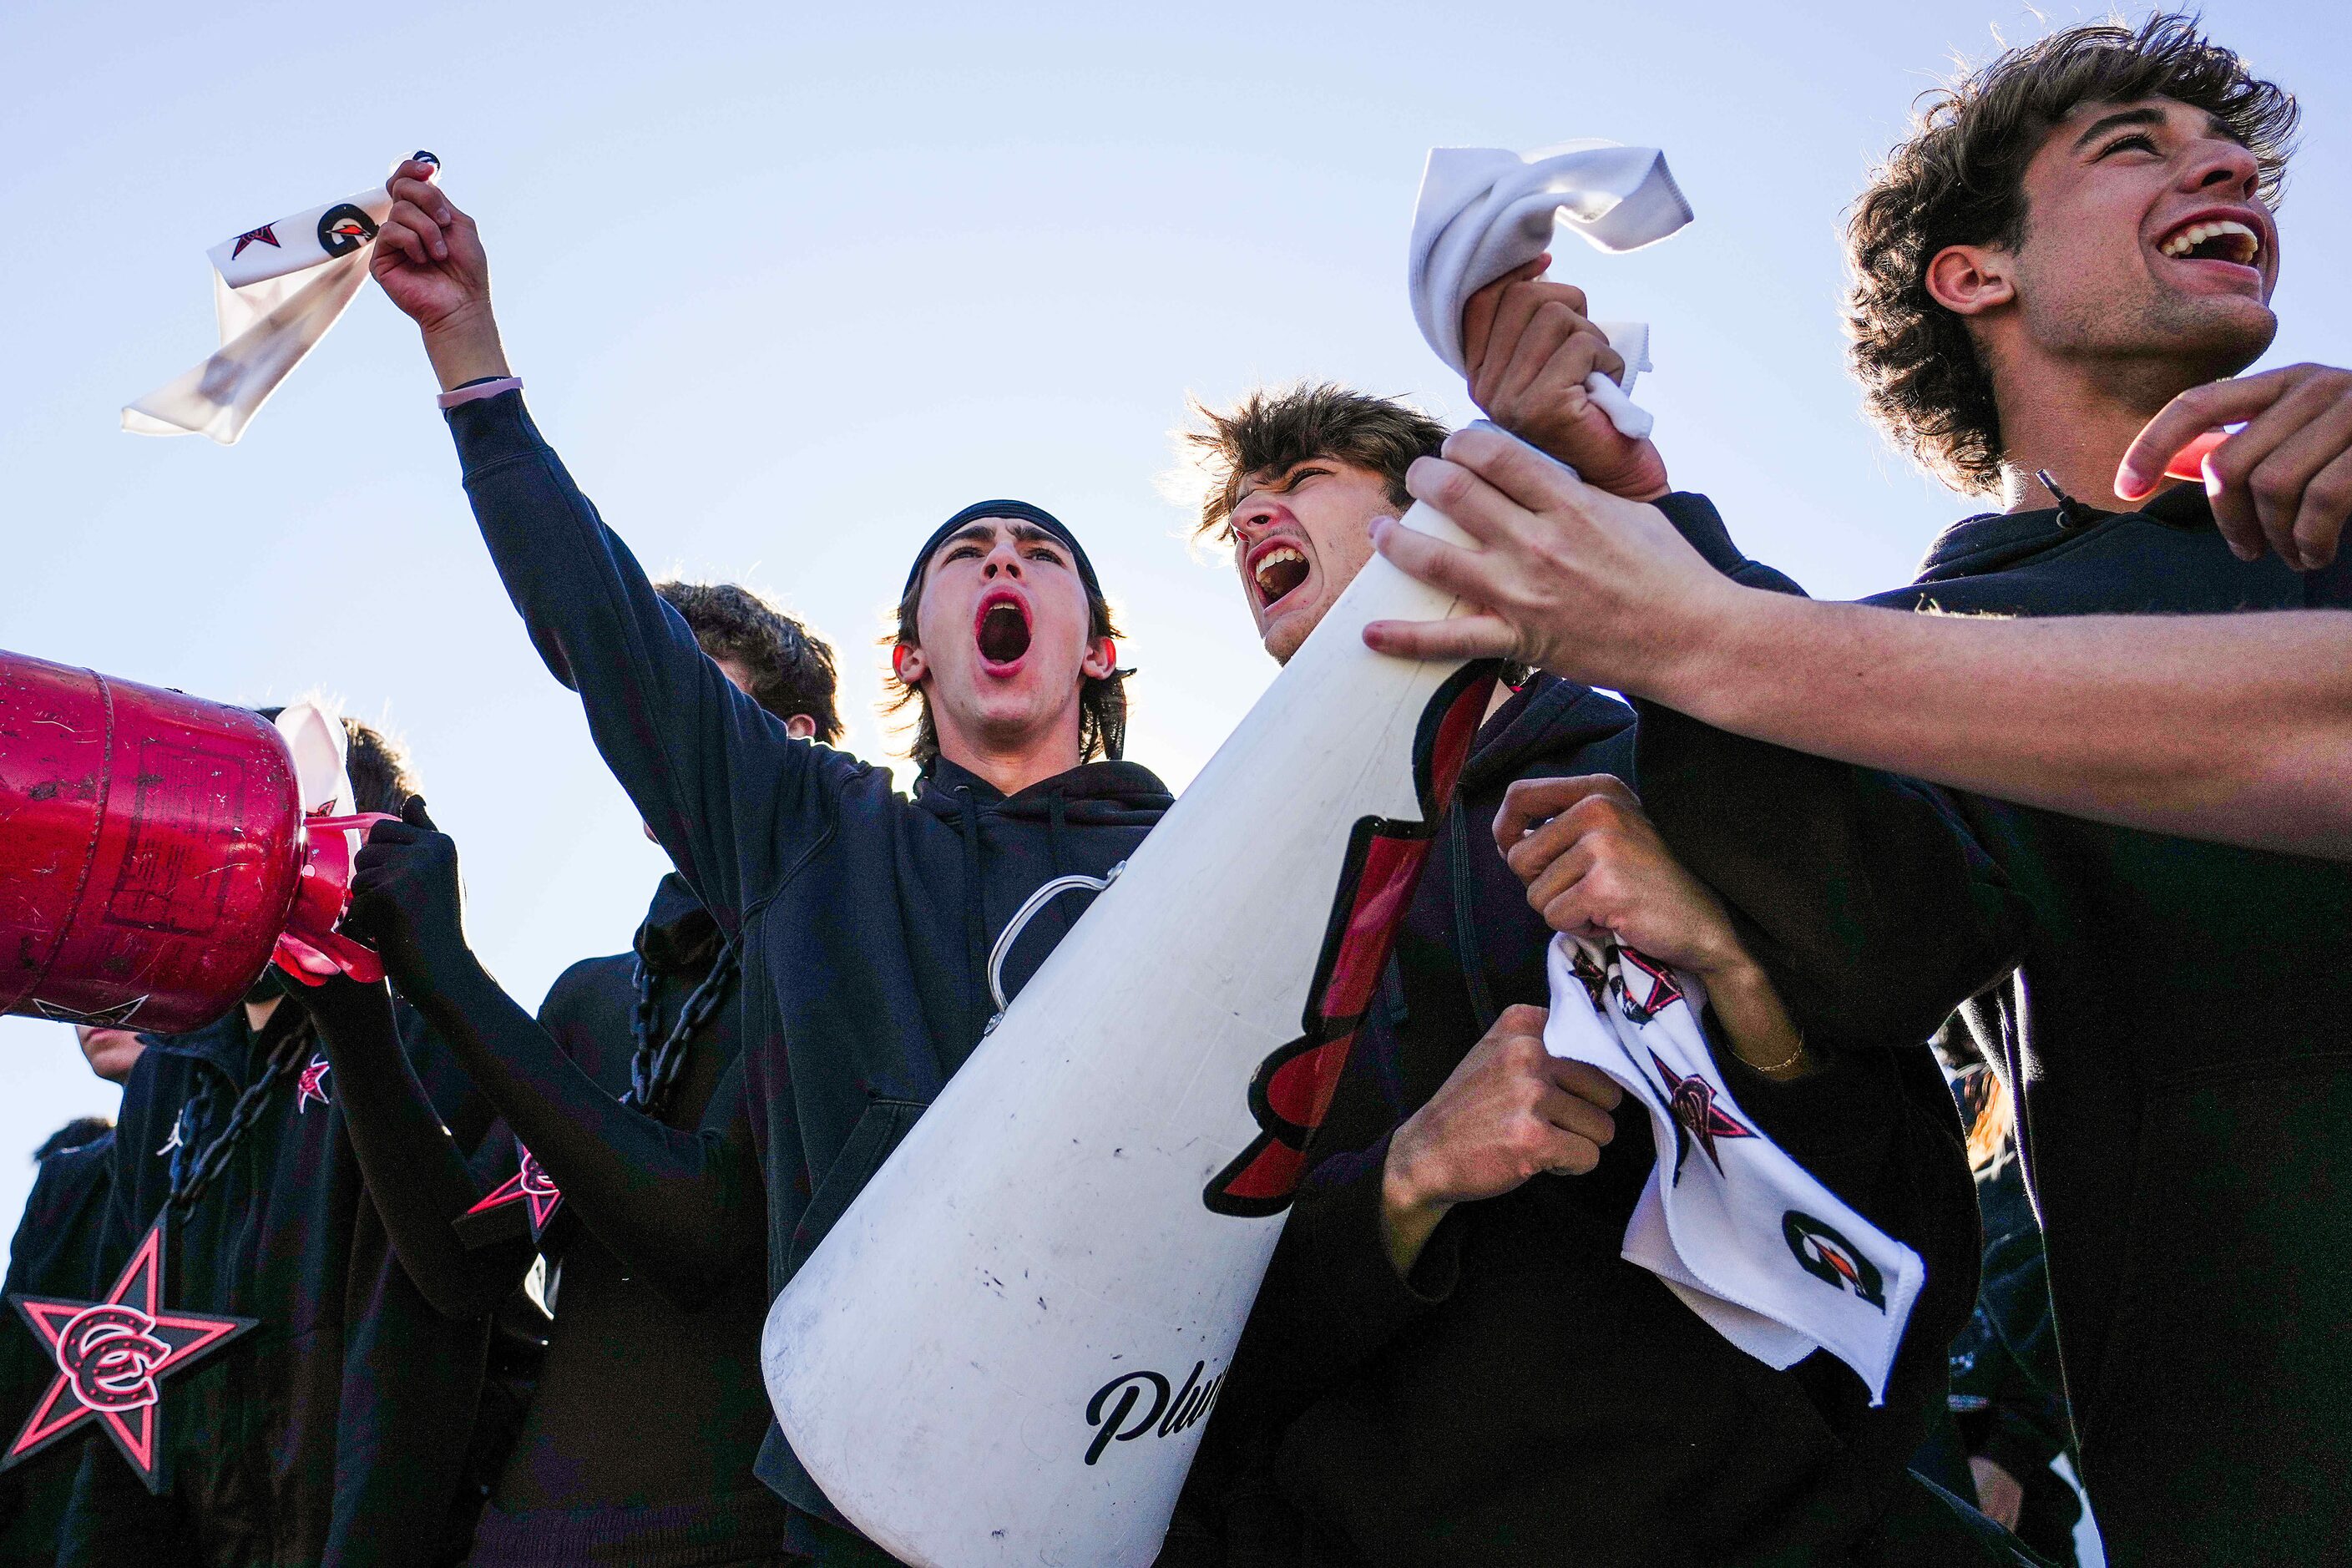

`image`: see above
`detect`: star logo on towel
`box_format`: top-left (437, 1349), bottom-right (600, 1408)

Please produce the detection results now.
top-left (295, 1055), bottom-right (331, 1113)
top-left (229, 224), bottom-right (280, 259)
top-left (1648, 1050), bottom-right (1754, 1181)
top-left (1611, 947), bottom-right (1684, 1025)
top-left (1569, 948), bottom-right (1609, 1010)
top-left (2, 1217), bottom-right (256, 1490)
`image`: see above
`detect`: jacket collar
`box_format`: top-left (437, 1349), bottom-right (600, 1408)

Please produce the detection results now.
top-left (635, 873), bottom-right (722, 974)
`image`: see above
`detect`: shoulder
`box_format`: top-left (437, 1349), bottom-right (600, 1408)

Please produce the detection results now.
top-left (538, 952), bottom-right (640, 1070)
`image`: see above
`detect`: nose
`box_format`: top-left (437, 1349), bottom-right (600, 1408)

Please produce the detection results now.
top-left (981, 539), bottom-right (1024, 580)
top-left (2186, 135), bottom-right (2261, 200)
top-left (1232, 498), bottom-right (1283, 539)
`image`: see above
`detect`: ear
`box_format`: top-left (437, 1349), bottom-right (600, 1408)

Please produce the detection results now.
top-left (1080, 636), bottom-right (1119, 681)
top-left (893, 641), bottom-right (928, 687)
top-left (785, 714), bottom-right (817, 741)
top-left (1924, 242), bottom-right (2016, 318)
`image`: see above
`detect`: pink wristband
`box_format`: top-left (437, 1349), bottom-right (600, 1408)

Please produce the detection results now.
top-left (437, 377), bottom-right (523, 409)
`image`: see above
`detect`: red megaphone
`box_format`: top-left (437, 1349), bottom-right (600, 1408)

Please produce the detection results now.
top-left (0, 649), bottom-right (389, 1034)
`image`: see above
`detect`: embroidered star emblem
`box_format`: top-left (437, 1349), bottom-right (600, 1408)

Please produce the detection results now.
top-left (229, 223), bottom-right (280, 259)
top-left (1611, 947), bottom-right (1686, 1025)
top-left (295, 1055), bottom-right (332, 1113)
top-left (466, 1142), bottom-right (564, 1238)
top-left (3, 1218), bottom-right (256, 1490)
top-left (1648, 1050), bottom-right (1756, 1182)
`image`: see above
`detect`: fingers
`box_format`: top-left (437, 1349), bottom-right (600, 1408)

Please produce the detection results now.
top-left (2293, 449), bottom-right (2352, 569)
top-left (1547, 1056), bottom-right (1625, 1113)
top-left (402, 795), bottom-right (438, 832)
top-left (1438, 424), bottom-right (1591, 519)
top-left (1461, 257), bottom-right (1551, 376)
top-left (2228, 376), bottom-right (2352, 569)
top-left (387, 199), bottom-right (449, 262)
top-left (2116, 369), bottom-right (2304, 503)
top-left (1532, 1085), bottom-right (1617, 1155)
top-left (1494, 773), bottom-right (1639, 852)
top-left (1360, 610), bottom-right (1519, 664)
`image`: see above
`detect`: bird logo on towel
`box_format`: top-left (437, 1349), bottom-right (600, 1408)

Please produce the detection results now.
top-left (1649, 1050), bottom-right (1754, 1181)
top-left (296, 1055), bottom-right (332, 1112)
top-left (315, 204), bottom-right (377, 257)
top-left (1783, 1211), bottom-right (1889, 1312)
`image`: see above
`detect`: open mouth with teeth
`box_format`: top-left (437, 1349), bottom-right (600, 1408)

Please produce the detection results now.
top-left (2158, 216), bottom-right (2263, 268)
top-left (974, 591), bottom-right (1033, 671)
top-left (1251, 544), bottom-right (1312, 611)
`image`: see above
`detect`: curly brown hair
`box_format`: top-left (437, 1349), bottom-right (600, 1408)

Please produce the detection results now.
top-left (1846, 14), bottom-right (2298, 493)
top-left (655, 579), bottom-right (844, 743)
top-left (1181, 382), bottom-right (1449, 544)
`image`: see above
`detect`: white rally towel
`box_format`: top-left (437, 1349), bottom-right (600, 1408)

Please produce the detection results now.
top-left (1540, 935), bottom-right (1924, 1403)
top-left (1409, 142), bottom-right (1692, 439)
top-left (124, 157), bottom-right (432, 444)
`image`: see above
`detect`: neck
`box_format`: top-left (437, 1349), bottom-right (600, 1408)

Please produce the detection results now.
top-left (1989, 341), bottom-right (2203, 514)
top-left (244, 995), bottom-right (283, 1034)
top-left (935, 715), bottom-right (1085, 797)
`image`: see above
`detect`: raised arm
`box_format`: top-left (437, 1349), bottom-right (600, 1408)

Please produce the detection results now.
top-left (346, 802), bottom-right (761, 1308)
top-left (1362, 425), bottom-right (2352, 861)
top-left (369, 157), bottom-right (865, 923)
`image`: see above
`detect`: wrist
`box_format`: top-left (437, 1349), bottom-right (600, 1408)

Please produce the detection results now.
top-left (1643, 579), bottom-right (1780, 717)
top-left (419, 302), bottom-right (510, 392)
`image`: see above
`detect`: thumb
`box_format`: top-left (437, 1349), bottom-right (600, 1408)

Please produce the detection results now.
top-left (402, 795), bottom-right (439, 832)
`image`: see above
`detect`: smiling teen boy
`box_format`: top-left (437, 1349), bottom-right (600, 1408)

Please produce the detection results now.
top-left (1358, 18), bottom-right (2350, 1565)
top-left (368, 159), bottom-right (1171, 1565)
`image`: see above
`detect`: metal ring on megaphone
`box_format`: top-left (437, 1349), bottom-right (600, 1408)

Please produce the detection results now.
top-left (984, 862), bottom-right (1125, 1033)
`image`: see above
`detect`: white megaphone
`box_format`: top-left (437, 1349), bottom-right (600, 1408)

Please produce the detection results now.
top-left (762, 499), bottom-right (1492, 1567)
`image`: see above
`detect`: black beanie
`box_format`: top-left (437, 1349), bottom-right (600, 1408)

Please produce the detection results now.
top-left (903, 500), bottom-right (1103, 600)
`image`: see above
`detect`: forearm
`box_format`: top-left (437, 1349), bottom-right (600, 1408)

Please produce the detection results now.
top-left (303, 984), bottom-right (517, 1318)
top-left (1651, 594), bottom-right (2352, 860)
top-left (402, 958), bottom-right (758, 1303)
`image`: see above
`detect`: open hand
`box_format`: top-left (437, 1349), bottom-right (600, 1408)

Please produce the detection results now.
top-left (2117, 362), bottom-right (2352, 570)
top-left (1360, 424), bottom-right (1736, 685)
top-left (1462, 258), bottom-right (1671, 500)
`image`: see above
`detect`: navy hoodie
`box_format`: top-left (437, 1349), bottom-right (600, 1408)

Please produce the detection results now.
top-left (0, 1127), bottom-right (116, 1566)
top-left (1206, 659), bottom-right (1986, 1566)
top-left (57, 1002), bottom-right (494, 1568)
top-left (1634, 485), bottom-right (2352, 1567)
top-left (442, 391), bottom-right (1172, 1531)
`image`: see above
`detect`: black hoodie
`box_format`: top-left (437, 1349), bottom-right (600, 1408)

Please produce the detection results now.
top-left (1206, 672), bottom-right (1987, 1567)
top-left (0, 1126), bottom-right (116, 1566)
top-left (442, 391), bottom-right (1172, 1537)
top-left (56, 1002), bottom-right (494, 1568)
top-left (1635, 485), bottom-right (2352, 1567)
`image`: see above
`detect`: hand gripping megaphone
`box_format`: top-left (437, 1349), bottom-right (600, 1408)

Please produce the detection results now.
top-left (761, 502), bottom-right (1494, 1567)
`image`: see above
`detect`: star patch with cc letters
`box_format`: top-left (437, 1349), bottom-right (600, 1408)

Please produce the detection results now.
top-left (3, 1217), bottom-right (255, 1490)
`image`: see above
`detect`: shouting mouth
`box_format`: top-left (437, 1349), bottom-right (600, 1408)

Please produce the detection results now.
top-left (975, 589), bottom-right (1034, 673)
top-left (1248, 539), bottom-right (1312, 613)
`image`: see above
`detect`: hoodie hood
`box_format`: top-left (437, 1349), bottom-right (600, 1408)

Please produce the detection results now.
top-left (1464, 673), bottom-right (1636, 792)
top-left (1917, 482), bottom-right (2216, 584)
top-left (913, 755), bottom-right (1173, 827)
top-left (635, 872), bottom-right (724, 975)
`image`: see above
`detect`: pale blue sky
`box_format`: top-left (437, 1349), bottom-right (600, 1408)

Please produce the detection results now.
top-left (2, 0), bottom-right (2344, 1227)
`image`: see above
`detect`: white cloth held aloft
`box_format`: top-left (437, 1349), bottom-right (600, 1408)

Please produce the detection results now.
top-left (1409, 143), bottom-right (1692, 439)
top-left (1540, 936), bottom-right (1923, 1403)
top-left (124, 180), bottom-right (402, 444)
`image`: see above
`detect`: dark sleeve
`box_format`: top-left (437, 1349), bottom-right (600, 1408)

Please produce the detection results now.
top-left (443, 390), bottom-right (869, 929)
top-left (398, 957), bottom-right (761, 1309)
top-left (1229, 1134), bottom-right (1462, 1407)
top-left (296, 980), bottom-right (531, 1320)
top-left (1635, 493), bottom-right (2031, 1051)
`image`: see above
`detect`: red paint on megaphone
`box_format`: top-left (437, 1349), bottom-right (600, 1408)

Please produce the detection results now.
top-left (0, 650), bottom-right (384, 1034)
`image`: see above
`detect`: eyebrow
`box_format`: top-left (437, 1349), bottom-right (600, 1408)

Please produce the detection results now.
top-left (937, 520), bottom-right (1065, 555)
top-left (2072, 104), bottom-right (2245, 154)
